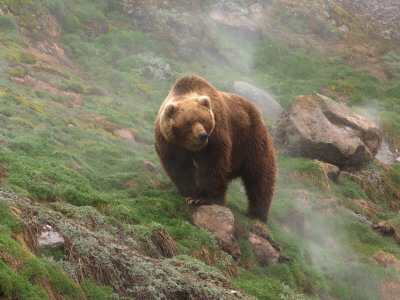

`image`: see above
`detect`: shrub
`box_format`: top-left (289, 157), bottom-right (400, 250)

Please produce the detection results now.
top-left (19, 52), bottom-right (36, 65)
top-left (0, 15), bottom-right (18, 31)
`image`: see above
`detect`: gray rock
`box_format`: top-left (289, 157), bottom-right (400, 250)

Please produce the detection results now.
top-left (339, 24), bottom-right (350, 32)
top-left (37, 225), bottom-right (64, 249)
top-left (233, 81), bottom-right (282, 119)
top-left (248, 232), bottom-right (280, 266)
top-left (190, 205), bottom-right (241, 261)
top-left (350, 211), bottom-right (374, 227)
top-left (209, 9), bottom-right (260, 41)
top-left (272, 93), bottom-right (382, 171)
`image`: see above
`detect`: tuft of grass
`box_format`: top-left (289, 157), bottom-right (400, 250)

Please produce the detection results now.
top-left (0, 260), bottom-right (47, 300)
top-left (80, 279), bottom-right (115, 300)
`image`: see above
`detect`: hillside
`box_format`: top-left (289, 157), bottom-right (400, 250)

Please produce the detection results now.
top-left (1, 0), bottom-right (400, 299)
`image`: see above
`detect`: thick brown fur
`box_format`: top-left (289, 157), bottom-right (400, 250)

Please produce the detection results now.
top-left (155, 76), bottom-right (277, 223)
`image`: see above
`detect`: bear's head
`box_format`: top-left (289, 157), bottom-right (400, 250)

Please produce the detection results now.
top-left (160, 94), bottom-right (215, 151)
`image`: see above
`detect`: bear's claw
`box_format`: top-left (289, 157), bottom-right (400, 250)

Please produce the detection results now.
top-left (186, 197), bottom-right (202, 206)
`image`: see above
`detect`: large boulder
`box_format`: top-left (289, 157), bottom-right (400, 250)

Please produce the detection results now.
top-left (272, 93), bottom-right (382, 171)
top-left (209, 9), bottom-right (260, 41)
top-left (233, 81), bottom-right (282, 119)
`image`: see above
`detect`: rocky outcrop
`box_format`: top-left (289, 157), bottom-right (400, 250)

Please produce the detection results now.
top-left (1, 189), bottom-right (252, 300)
top-left (209, 9), bottom-right (260, 41)
top-left (233, 81), bottom-right (282, 119)
top-left (190, 205), bottom-right (241, 261)
top-left (272, 93), bottom-right (383, 171)
top-left (190, 205), bottom-right (285, 266)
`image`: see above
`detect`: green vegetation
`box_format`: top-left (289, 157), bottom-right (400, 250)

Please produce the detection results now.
top-left (0, 0), bottom-right (400, 299)
top-left (0, 15), bottom-right (18, 31)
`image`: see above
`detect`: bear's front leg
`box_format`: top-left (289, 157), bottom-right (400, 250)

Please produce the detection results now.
top-left (186, 146), bottom-right (230, 206)
top-left (155, 132), bottom-right (199, 197)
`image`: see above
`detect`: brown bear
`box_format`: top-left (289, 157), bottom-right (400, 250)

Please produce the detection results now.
top-left (154, 76), bottom-right (277, 223)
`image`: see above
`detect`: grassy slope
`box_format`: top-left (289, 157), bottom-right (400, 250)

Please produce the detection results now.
top-left (0, 0), bottom-right (400, 299)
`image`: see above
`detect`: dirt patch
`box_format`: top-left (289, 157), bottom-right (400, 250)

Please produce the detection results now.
top-left (0, 165), bottom-right (6, 186)
top-left (353, 198), bottom-right (379, 218)
top-left (123, 179), bottom-right (140, 190)
top-left (372, 251), bottom-right (400, 272)
top-left (379, 280), bottom-right (400, 300)
top-left (11, 75), bottom-right (82, 107)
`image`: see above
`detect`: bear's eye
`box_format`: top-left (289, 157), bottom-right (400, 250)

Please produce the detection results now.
top-left (186, 121), bottom-right (191, 127)
top-left (201, 120), bottom-right (206, 125)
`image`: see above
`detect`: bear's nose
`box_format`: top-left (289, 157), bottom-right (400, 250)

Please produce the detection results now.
top-left (199, 132), bottom-right (208, 144)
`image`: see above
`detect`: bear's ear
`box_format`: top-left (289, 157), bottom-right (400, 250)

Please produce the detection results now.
top-left (164, 103), bottom-right (177, 118)
top-left (198, 96), bottom-right (211, 109)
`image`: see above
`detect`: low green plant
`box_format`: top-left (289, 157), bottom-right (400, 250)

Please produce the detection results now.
top-left (0, 15), bottom-right (18, 31)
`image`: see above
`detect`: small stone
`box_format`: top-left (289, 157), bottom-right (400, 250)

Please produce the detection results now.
top-left (339, 24), bottom-right (350, 32)
top-left (248, 232), bottom-right (280, 266)
top-left (67, 124), bottom-right (75, 128)
top-left (114, 129), bottom-right (135, 141)
top-left (350, 211), bottom-right (374, 227)
top-left (378, 221), bottom-right (387, 227)
top-left (143, 161), bottom-right (158, 174)
top-left (37, 225), bottom-right (64, 249)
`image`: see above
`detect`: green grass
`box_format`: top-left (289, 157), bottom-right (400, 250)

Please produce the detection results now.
top-left (0, 260), bottom-right (47, 300)
top-left (253, 37), bottom-right (386, 106)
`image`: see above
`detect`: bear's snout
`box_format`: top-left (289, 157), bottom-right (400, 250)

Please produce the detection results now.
top-left (199, 132), bottom-right (208, 144)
